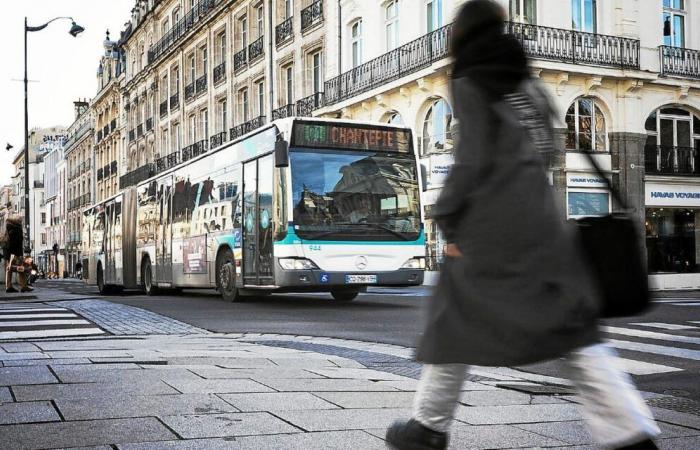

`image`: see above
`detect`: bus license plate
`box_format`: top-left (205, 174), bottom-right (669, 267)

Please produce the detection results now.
top-left (345, 274), bottom-right (377, 284)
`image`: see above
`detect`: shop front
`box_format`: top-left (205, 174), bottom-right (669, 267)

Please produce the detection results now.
top-left (645, 181), bottom-right (700, 290)
top-left (420, 153), bottom-right (453, 270)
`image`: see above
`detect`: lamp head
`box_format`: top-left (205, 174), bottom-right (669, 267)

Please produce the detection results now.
top-left (69, 21), bottom-right (85, 37)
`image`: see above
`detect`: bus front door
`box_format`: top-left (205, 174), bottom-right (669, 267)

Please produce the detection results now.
top-left (156, 176), bottom-right (173, 284)
top-left (242, 155), bottom-right (274, 285)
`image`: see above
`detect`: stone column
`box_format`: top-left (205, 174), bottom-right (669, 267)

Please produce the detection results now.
top-left (551, 128), bottom-right (569, 217)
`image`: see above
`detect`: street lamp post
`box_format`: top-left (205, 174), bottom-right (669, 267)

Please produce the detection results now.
top-left (23, 16), bottom-right (84, 255)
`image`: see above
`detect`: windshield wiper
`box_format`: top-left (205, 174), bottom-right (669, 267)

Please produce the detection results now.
top-left (334, 222), bottom-right (414, 241)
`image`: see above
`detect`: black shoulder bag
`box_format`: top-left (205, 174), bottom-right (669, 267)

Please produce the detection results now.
top-left (501, 86), bottom-right (651, 318)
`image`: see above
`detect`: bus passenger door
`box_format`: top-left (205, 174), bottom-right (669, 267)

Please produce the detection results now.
top-left (257, 155), bottom-right (274, 283)
top-left (156, 176), bottom-right (173, 284)
top-left (242, 155), bottom-right (274, 285)
top-left (242, 161), bottom-right (258, 284)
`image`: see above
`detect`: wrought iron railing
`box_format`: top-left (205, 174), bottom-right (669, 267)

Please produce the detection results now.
top-left (210, 131), bottom-right (227, 149)
top-left (276, 17), bottom-right (293, 46)
top-left (272, 104), bottom-right (295, 120)
top-left (324, 24), bottom-right (451, 106)
top-left (645, 145), bottom-right (699, 176)
top-left (137, 123), bottom-right (144, 138)
top-left (120, 163), bottom-right (155, 189)
top-left (659, 45), bottom-right (700, 79)
top-left (170, 92), bottom-right (180, 110)
top-left (296, 93), bottom-right (325, 116)
top-left (234, 47), bottom-right (248, 71)
top-left (508, 22), bottom-right (639, 69)
top-left (230, 116), bottom-right (266, 140)
top-left (182, 139), bottom-right (209, 162)
top-left (155, 152), bottom-right (181, 174)
top-left (249, 36), bottom-right (264, 61)
top-left (81, 192), bottom-right (91, 206)
top-left (213, 62), bottom-right (226, 84)
top-left (195, 74), bottom-right (207, 95)
top-left (128, 129), bottom-right (135, 142)
top-left (160, 99), bottom-right (168, 117)
top-left (301, 0), bottom-right (323, 32)
top-left (146, 117), bottom-right (153, 132)
top-left (185, 82), bottom-right (196, 101)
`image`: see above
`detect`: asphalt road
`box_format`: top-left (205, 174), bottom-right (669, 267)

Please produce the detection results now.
top-left (47, 279), bottom-right (700, 402)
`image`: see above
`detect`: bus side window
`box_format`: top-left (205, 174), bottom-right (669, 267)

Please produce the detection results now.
top-left (274, 166), bottom-right (288, 241)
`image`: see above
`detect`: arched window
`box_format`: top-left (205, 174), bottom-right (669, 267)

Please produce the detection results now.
top-left (387, 111), bottom-right (404, 126)
top-left (421, 98), bottom-right (454, 156)
top-left (645, 106), bottom-right (700, 175)
top-left (565, 97), bottom-right (606, 151)
top-left (350, 20), bottom-right (362, 68)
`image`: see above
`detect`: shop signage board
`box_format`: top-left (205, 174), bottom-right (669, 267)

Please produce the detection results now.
top-left (645, 182), bottom-right (700, 207)
top-left (566, 172), bottom-right (611, 188)
top-left (425, 153), bottom-right (454, 189)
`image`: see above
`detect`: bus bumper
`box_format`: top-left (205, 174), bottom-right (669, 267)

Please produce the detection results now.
top-left (275, 268), bottom-right (424, 288)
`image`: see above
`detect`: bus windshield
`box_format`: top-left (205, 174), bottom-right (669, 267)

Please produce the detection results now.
top-left (290, 148), bottom-right (421, 241)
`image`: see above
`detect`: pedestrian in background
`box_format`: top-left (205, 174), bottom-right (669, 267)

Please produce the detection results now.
top-left (3, 216), bottom-right (31, 293)
top-left (386, 1), bottom-right (659, 449)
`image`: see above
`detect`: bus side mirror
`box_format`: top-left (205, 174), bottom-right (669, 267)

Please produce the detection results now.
top-left (275, 140), bottom-right (289, 168)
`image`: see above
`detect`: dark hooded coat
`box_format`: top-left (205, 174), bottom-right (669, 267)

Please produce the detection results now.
top-left (3, 219), bottom-right (24, 259)
top-left (416, 0), bottom-right (600, 366)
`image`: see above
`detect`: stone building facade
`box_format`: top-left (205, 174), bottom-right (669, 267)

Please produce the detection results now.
top-left (65, 101), bottom-right (94, 276)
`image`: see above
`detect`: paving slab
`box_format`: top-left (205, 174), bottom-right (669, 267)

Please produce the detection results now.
top-left (652, 407), bottom-right (700, 430)
top-left (3, 358), bottom-right (92, 367)
top-left (659, 436), bottom-right (700, 450)
top-left (313, 391), bottom-right (416, 409)
top-left (0, 401), bottom-right (60, 425)
top-left (373, 379), bottom-right (498, 392)
top-left (0, 366), bottom-right (57, 386)
top-left (164, 378), bottom-right (274, 394)
top-left (50, 367), bottom-right (201, 383)
top-left (160, 412), bottom-right (300, 438)
top-left (305, 367), bottom-right (413, 381)
top-left (0, 386), bottom-right (13, 402)
top-left (0, 352), bottom-right (50, 361)
top-left (56, 393), bottom-right (238, 420)
top-left (265, 357), bottom-right (356, 368)
top-left (116, 430), bottom-right (386, 450)
top-left (253, 378), bottom-right (398, 392)
top-left (188, 367), bottom-right (324, 379)
top-left (458, 389), bottom-right (566, 406)
top-left (273, 407), bottom-right (412, 431)
top-left (0, 417), bottom-right (176, 449)
top-left (13, 380), bottom-right (181, 401)
top-left (219, 392), bottom-right (340, 412)
top-left (166, 357), bottom-right (276, 367)
top-left (454, 403), bottom-right (581, 425)
top-left (1, 343), bottom-right (41, 353)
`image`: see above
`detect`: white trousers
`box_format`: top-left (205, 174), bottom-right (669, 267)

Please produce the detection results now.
top-left (413, 343), bottom-right (660, 447)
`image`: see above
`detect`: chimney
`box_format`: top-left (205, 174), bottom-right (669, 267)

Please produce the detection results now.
top-left (74, 99), bottom-right (89, 119)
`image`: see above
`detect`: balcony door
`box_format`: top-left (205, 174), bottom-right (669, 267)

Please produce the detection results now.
top-left (646, 107), bottom-right (698, 174)
top-left (572, 0), bottom-right (596, 33)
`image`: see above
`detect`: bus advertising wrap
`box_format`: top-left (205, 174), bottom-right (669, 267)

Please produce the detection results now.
top-left (292, 121), bottom-right (412, 153)
top-left (183, 235), bottom-right (207, 274)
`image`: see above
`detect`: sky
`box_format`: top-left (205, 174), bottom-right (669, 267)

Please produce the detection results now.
top-left (0, 0), bottom-right (133, 186)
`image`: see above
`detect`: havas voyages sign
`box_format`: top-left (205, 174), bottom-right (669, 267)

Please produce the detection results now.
top-left (645, 182), bottom-right (700, 207)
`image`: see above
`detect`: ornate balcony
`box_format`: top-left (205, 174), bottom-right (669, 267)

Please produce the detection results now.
top-left (146, 117), bottom-right (154, 132)
top-left (276, 17), bottom-right (293, 46)
top-left (296, 93), bottom-right (325, 117)
top-left (210, 131), bottom-right (227, 149)
top-left (195, 74), bottom-right (207, 95)
top-left (182, 139), bottom-right (209, 162)
top-left (249, 36), bottom-right (264, 62)
top-left (137, 123), bottom-right (144, 138)
top-left (645, 145), bottom-right (700, 176)
top-left (230, 116), bottom-right (266, 140)
top-left (234, 48), bottom-right (247, 71)
top-left (508, 22), bottom-right (639, 69)
top-left (185, 82), bottom-right (196, 101)
top-left (128, 129), bottom-right (135, 142)
top-left (155, 152), bottom-right (181, 174)
top-left (170, 92), bottom-right (180, 110)
top-left (160, 99), bottom-right (168, 117)
top-left (120, 163), bottom-right (155, 189)
top-left (301, 0), bottom-right (323, 32)
top-left (272, 104), bottom-right (295, 120)
top-left (659, 45), bottom-right (700, 79)
top-left (213, 62), bottom-right (226, 84)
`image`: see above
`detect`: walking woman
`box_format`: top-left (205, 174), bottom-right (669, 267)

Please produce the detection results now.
top-left (3, 216), bottom-right (31, 293)
top-left (386, 1), bottom-right (659, 449)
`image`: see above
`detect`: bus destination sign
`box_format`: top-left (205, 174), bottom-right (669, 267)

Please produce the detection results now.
top-left (292, 121), bottom-right (411, 153)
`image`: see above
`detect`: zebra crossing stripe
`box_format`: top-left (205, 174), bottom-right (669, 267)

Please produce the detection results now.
top-left (608, 339), bottom-right (700, 361)
top-left (629, 322), bottom-right (699, 331)
top-left (0, 313), bottom-right (78, 319)
top-left (669, 302), bottom-right (700, 306)
top-left (603, 326), bottom-right (700, 345)
top-left (0, 319), bottom-right (92, 328)
top-left (0, 328), bottom-right (105, 340)
top-left (614, 357), bottom-right (682, 375)
top-left (0, 308), bottom-right (67, 313)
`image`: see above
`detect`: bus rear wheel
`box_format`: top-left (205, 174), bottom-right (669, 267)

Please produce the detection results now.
top-left (217, 249), bottom-right (242, 302)
top-left (142, 258), bottom-right (157, 296)
top-left (330, 288), bottom-right (360, 302)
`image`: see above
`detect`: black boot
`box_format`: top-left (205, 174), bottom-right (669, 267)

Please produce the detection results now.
top-left (386, 419), bottom-right (447, 450)
top-left (5, 287), bottom-right (18, 293)
top-left (615, 438), bottom-right (659, 450)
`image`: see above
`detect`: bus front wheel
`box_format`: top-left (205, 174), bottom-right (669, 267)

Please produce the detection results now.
top-left (330, 288), bottom-right (360, 302)
top-left (217, 249), bottom-right (242, 302)
top-left (142, 258), bottom-right (158, 296)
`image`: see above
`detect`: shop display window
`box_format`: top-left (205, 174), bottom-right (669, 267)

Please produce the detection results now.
top-left (646, 208), bottom-right (700, 273)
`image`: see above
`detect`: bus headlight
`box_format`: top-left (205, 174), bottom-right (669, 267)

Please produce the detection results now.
top-left (278, 258), bottom-right (319, 270)
top-left (401, 257), bottom-right (426, 269)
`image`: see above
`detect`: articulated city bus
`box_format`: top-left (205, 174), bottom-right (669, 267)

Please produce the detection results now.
top-left (83, 118), bottom-right (425, 301)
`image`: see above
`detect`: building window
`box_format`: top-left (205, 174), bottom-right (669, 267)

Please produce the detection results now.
top-left (217, 30), bottom-right (227, 64)
top-left (201, 109), bottom-right (209, 139)
top-left (172, 123), bottom-right (181, 153)
top-left (41, 212), bottom-right (46, 225)
top-left (285, 0), bottom-right (293, 18)
top-left (384, 1), bottom-right (399, 51)
top-left (646, 208), bottom-right (700, 273)
top-left (188, 54), bottom-right (196, 83)
top-left (510, 0), bottom-right (536, 24)
top-left (257, 81), bottom-right (265, 117)
top-left (285, 66), bottom-right (293, 105)
top-left (565, 98), bottom-right (606, 151)
top-left (201, 45), bottom-right (208, 75)
top-left (572, 0), bottom-right (596, 33)
top-left (161, 19), bottom-right (169, 36)
top-left (311, 51), bottom-right (322, 94)
top-left (189, 115), bottom-right (197, 143)
top-left (425, 0), bottom-right (443, 32)
top-left (172, 7), bottom-right (181, 24)
top-left (239, 15), bottom-right (248, 49)
top-left (351, 20), bottom-right (362, 68)
top-left (663, 0), bottom-right (685, 47)
top-left (387, 111), bottom-right (404, 126)
top-left (239, 89), bottom-right (249, 122)
top-left (645, 107), bottom-right (700, 174)
top-left (421, 98), bottom-right (454, 156)
top-left (219, 99), bottom-right (228, 132)
top-left (257, 4), bottom-right (265, 38)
